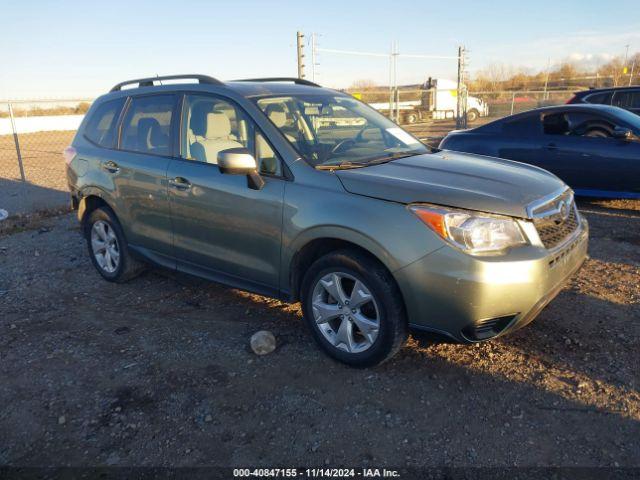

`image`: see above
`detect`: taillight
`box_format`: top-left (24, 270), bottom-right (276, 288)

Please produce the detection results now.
top-left (565, 95), bottom-right (578, 104)
top-left (63, 146), bottom-right (77, 165)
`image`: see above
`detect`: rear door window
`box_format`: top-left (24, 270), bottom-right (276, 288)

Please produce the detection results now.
top-left (612, 90), bottom-right (640, 109)
top-left (84, 98), bottom-right (126, 148)
top-left (502, 113), bottom-right (542, 136)
top-left (120, 95), bottom-right (176, 156)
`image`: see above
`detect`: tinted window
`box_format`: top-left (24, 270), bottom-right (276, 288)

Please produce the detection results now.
top-left (502, 114), bottom-right (541, 135)
top-left (584, 92), bottom-right (612, 105)
top-left (84, 98), bottom-right (125, 148)
top-left (542, 112), bottom-right (572, 135)
top-left (543, 111), bottom-right (617, 137)
top-left (612, 90), bottom-right (640, 109)
top-left (120, 95), bottom-right (175, 156)
top-left (182, 94), bottom-right (282, 176)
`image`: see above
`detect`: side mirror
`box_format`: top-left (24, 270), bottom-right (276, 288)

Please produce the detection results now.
top-left (217, 147), bottom-right (265, 190)
top-left (612, 127), bottom-right (633, 141)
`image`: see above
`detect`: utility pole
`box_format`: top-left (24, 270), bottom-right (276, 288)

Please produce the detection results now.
top-left (456, 46), bottom-right (467, 130)
top-left (393, 41), bottom-right (399, 122)
top-left (630, 61), bottom-right (636, 86)
top-left (388, 42), bottom-right (394, 122)
top-left (310, 32), bottom-right (317, 82)
top-left (543, 57), bottom-right (551, 100)
top-left (624, 44), bottom-right (630, 66)
top-left (296, 31), bottom-right (306, 79)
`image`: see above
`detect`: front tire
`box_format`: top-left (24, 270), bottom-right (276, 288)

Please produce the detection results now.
top-left (466, 109), bottom-right (479, 123)
top-left (300, 250), bottom-right (408, 367)
top-left (84, 207), bottom-right (145, 283)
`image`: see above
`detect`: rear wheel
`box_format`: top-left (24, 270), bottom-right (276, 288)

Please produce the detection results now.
top-left (405, 112), bottom-right (419, 124)
top-left (301, 250), bottom-right (408, 367)
top-left (84, 207), bottom-right (145, 283)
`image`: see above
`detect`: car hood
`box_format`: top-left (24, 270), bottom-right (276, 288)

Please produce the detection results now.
top-left (335, 151), bottom-right (566, 218)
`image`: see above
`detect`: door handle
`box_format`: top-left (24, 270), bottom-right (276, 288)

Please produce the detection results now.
top-left (169, 177), bottom-right (192, 190)
top-left (546, 143), bottom-right (558, 151)
top-left (102, 161), bottom-right (120, 173)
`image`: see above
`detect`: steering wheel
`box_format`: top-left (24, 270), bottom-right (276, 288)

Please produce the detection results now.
top-left (330, 124), bottom-right (380, 155)
top-left (330, 138), bottom-right (357, 155)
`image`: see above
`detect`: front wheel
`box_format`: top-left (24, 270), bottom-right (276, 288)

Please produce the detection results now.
top-left (300, 250), bottom-right (408, 367)
top-left (466, 109), bottom-right (479, 123)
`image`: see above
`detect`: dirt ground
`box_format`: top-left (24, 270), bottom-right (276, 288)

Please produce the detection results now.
top-left (0, 130), bottom-right (73, 215)
top-left (0, 197), bottom-right (638, 469)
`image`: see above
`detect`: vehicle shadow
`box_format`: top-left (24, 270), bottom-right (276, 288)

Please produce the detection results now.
top-left (0, 177), bottom-right (69, 216)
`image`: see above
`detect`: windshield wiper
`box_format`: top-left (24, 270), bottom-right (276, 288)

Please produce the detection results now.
top-left (316, 161), bottom-right (368, 170)
top-left (365, 151), bottom-right (422, 165)
top-left (315, 151), bottom-right (423, 171)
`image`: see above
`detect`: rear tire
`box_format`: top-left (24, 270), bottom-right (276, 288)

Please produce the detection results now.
top-left (300, 249), bottom-right (408, 367)
top-left (84, 207), bottom-right (145, 283)
top-left (405, 113), bottom-right (419, 124)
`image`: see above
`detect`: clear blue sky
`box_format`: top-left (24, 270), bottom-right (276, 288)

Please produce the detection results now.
top-left (1, 0), bottom-right (638, 99)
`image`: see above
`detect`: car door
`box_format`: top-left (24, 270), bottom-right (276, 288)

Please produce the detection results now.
top-left (496, 112), bottom-right (547, 166)
top-left (107, 93), bottom-right (179, 262)
top-left (539, 111), bottom-right (639, 194)
top-left (166, 93), bottom-right (285, 296)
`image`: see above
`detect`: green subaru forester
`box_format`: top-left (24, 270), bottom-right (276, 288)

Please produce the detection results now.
top-left (65, 75), bottom-right (588, 366)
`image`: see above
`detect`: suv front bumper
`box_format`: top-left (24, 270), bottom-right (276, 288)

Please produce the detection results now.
top-left (394, 218), bottom-right (589, 342)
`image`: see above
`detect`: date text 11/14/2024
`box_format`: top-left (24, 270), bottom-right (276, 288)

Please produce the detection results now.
top-left (233, 468), bottom-right (401, 478)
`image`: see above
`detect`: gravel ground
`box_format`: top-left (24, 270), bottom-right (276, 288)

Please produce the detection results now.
top-left (0, 199), bottom-right (638, 468)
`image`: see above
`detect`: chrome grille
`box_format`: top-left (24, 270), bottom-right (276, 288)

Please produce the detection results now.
top-left (536, 206), bottom-right (579, 249)
top-left (530, 190), bottom-right (580, 250)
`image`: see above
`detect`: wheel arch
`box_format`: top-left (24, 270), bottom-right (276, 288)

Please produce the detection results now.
top-left (286, 229), bottom-right (401, 302)
top-left (77, 187), bottom-right (117, 227)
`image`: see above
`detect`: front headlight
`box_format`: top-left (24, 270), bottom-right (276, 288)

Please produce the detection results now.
top-left (409, 204), bottom-right (527, 255)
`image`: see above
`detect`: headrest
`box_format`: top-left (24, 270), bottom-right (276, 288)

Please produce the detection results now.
top-left (266, 105), bottom-right (288, 128)
top-left (205, 112), bottom-right (231, 138)
top-left (137, 118), bottom-right (163, 147)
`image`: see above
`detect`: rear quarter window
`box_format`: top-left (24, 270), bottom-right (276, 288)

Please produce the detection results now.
top-left (83, 98), bottom-right (126, 148)
top-left (584, 91), bottom-right (612, 105)
top-left (501, 114), bottom-right (542, 136)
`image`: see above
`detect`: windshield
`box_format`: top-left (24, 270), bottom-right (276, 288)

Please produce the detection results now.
top-left (256, 94), bottom-right (430, 168)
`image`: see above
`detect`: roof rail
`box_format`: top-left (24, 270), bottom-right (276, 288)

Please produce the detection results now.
top-left (232, 77), bottom-right (321, 87)
top-left (110, 74), bottom-right (223, 92)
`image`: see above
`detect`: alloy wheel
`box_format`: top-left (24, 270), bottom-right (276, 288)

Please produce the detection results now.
top-left (90, 220), bottom-right (120, 273)
top-left (311, 272), bottom-right (380, 353)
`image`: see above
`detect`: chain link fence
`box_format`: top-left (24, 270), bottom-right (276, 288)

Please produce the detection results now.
top-left (0, 99), bottom-right (91, 217)
top-left (0, 90), bottom-right (577, 217)
top-left (468, 90), bottom-right (576, 118)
